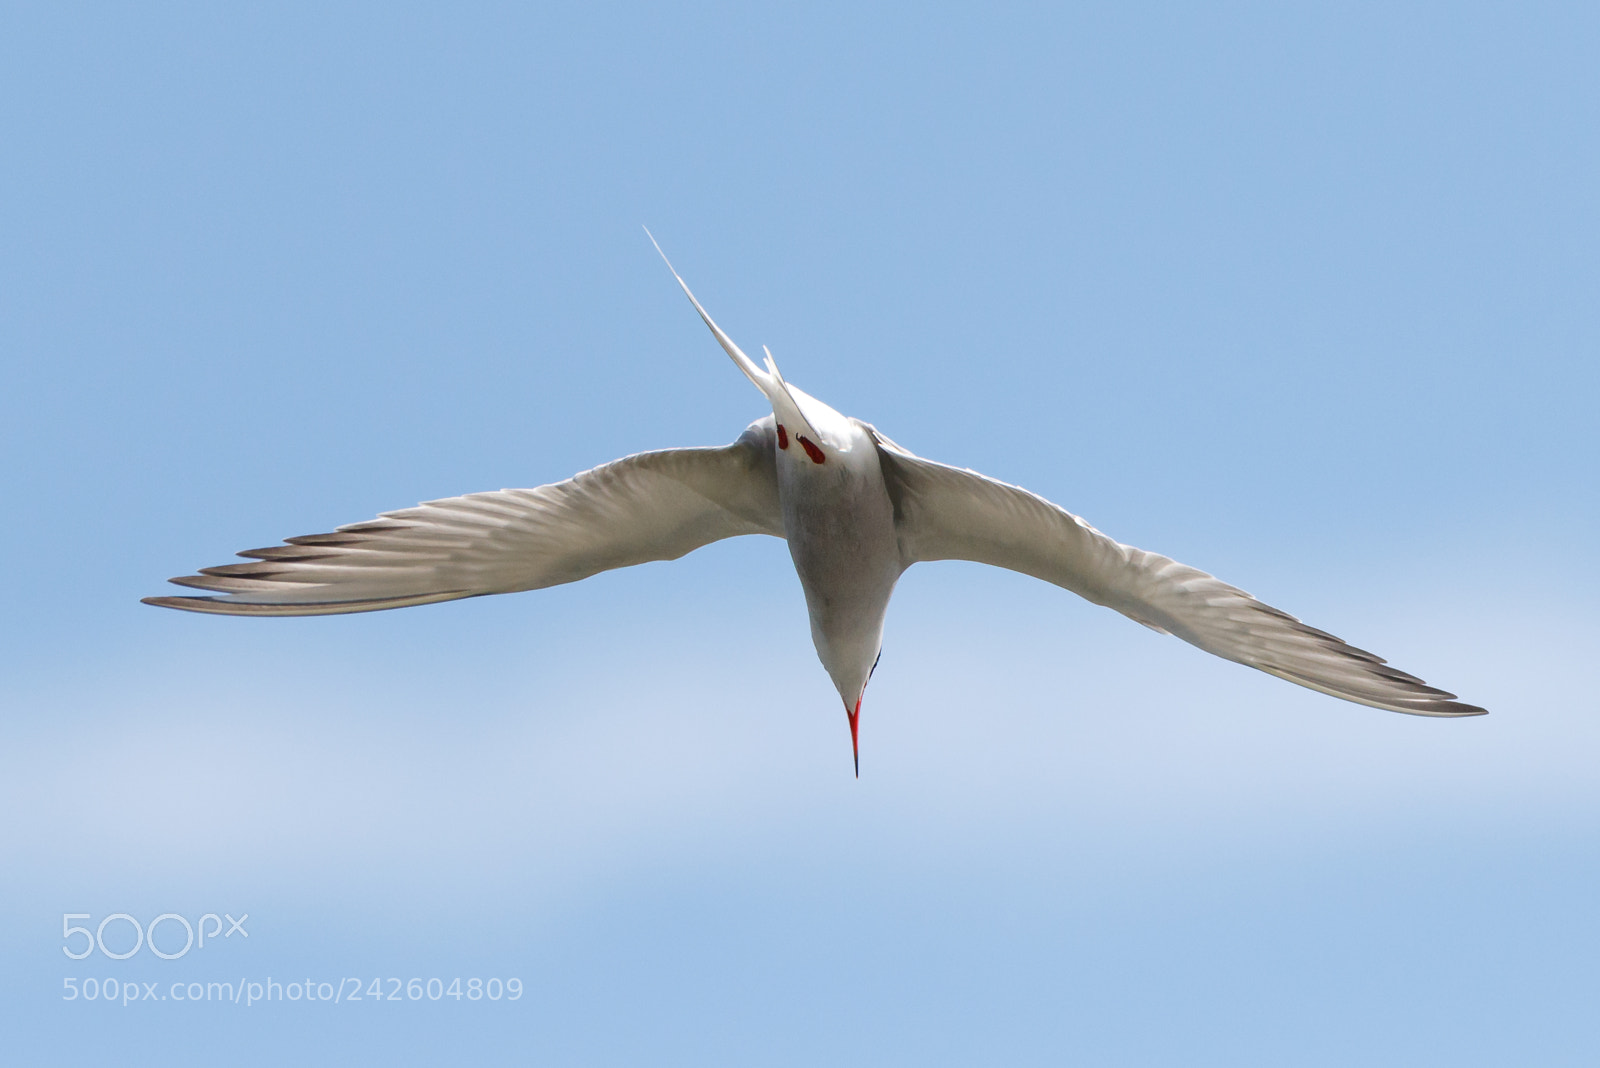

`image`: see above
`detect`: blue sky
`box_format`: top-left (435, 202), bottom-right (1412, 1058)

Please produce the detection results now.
top-left (3, 3), bottom-right (1597, 1064)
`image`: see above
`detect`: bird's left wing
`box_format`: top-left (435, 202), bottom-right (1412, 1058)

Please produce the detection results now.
top-left (870, 429), bottom-right (1484, 717)
top-left (145, 427), bottom-right (782, 616)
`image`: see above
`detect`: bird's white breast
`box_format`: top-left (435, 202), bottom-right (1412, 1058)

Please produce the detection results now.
top-left (776, 417), bottom-right (903, 702)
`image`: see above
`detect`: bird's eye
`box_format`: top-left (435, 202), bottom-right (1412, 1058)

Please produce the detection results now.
top-left (776, 424), bottom-right (788, 450)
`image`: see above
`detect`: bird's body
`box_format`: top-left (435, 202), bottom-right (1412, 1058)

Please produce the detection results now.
top-left (773, 400), bottom-right (901, 727)
top-left (146, 241), bottom-right (1485, 772)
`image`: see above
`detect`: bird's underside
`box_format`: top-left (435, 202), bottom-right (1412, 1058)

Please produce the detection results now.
top-left (146, 417), bottom-right (1485, 719)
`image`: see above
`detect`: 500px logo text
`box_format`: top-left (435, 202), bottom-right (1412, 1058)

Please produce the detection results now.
top-left (62, 912), bottom-right (249, 960)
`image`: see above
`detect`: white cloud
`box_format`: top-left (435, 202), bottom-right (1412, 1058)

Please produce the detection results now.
top-left (4, 573), bottom-right (1591, 917)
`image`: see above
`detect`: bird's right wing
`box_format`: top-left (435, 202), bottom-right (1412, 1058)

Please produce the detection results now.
top-left (871, 430), bottom-right (1484, 717)
top-left (145, 424), bottom-right (782, 616)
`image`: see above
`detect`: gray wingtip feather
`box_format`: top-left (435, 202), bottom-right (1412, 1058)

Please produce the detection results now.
top-left (141, 590), bottom-right (475, 616)
top-left (1402, 702), bottom-right (1489, 717)
top-left (169, 573), bottom-right (294, 593)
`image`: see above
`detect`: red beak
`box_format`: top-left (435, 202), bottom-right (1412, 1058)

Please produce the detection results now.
top-left (848, 696), bottom-right (861, 778)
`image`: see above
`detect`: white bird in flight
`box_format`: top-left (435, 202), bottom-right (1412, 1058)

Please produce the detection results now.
top-left (146, 236), bottom-right (1486, 773)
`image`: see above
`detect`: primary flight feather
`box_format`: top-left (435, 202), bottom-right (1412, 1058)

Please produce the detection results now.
top-left (146, 238), bottom-right (1486, 773)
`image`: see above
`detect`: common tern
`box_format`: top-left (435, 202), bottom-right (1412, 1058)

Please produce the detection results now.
top-left (146, 238), bottom-right (1486, 774)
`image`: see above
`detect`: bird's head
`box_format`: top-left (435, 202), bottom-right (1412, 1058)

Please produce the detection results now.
top-left (830, 645), bottom-right (882, 778)
top-left (808, 611), bottom-right (888, 778)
